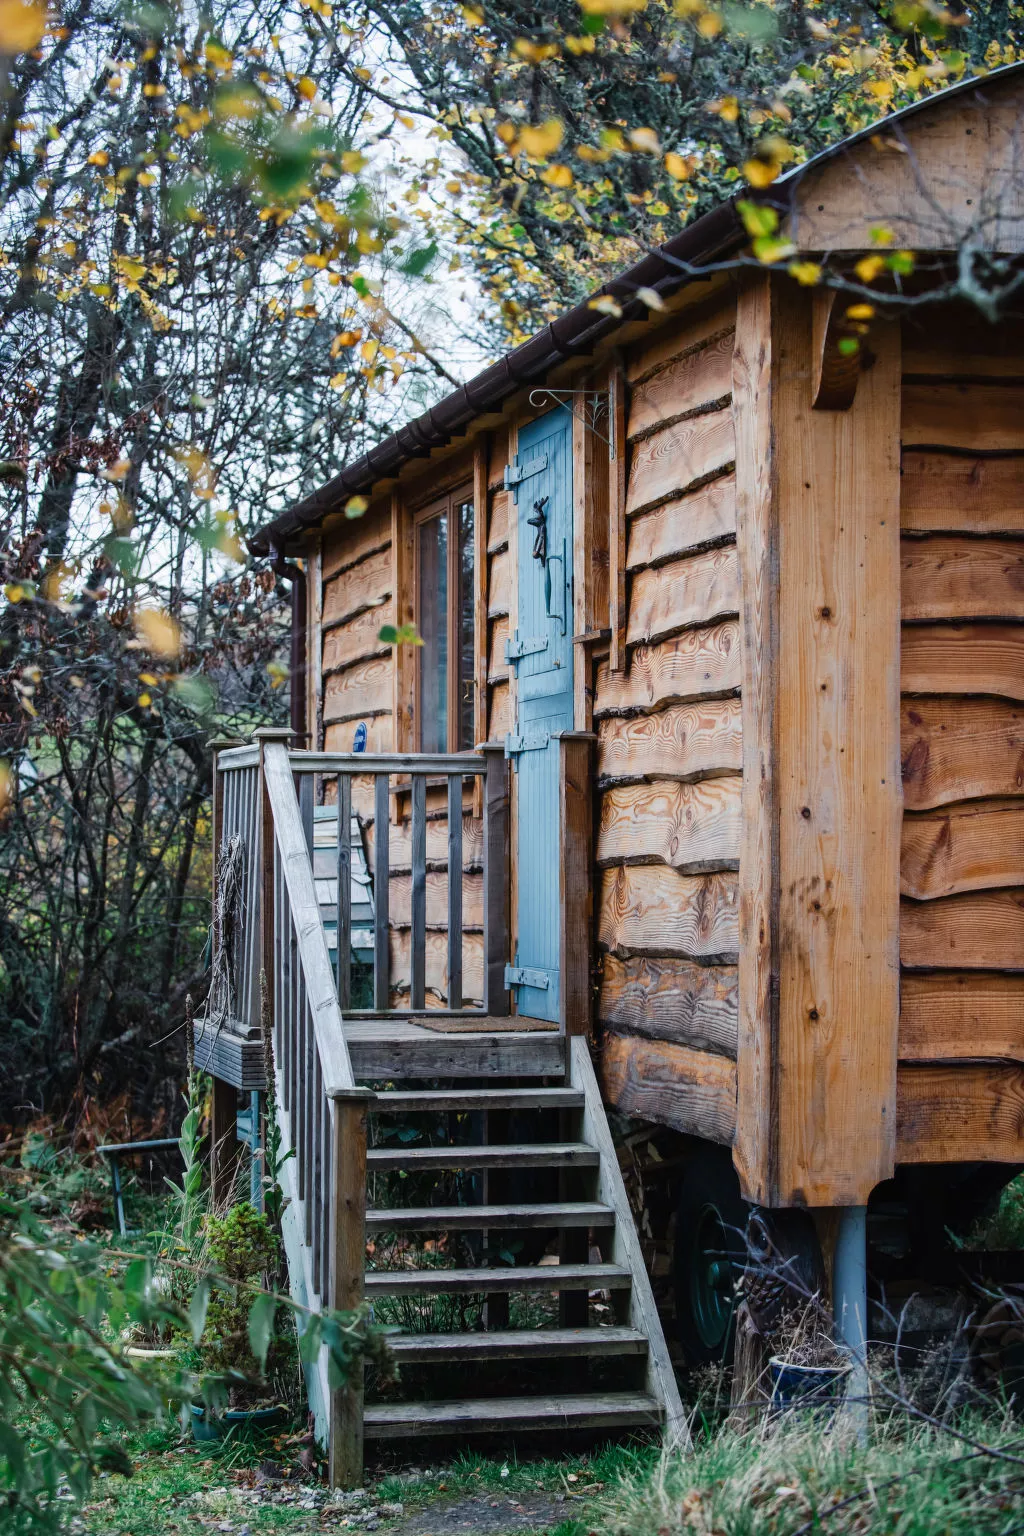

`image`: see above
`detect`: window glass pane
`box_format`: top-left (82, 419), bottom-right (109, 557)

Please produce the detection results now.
top-left (418, 512), bottom-right (447, 753)
top-left (457, 498), bottom-right (475, 751)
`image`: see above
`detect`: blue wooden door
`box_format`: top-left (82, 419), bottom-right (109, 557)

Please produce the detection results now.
top-left (506, 409), bottom-right (574, 1023)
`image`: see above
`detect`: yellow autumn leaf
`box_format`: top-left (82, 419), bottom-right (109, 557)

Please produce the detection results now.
top-left (139, 672), bottom-right (159, 686)
top-left (541, 164), bottom-right (573, 188)
top-left (787, 261), bottom-right (822, 286)
top-left (743, 157), bottom-right (780, 188)
top-left (664, 151), bottom-right (693, 181)
top-left (297, 75), bottom-right (317, 99)
top-left (588, 294), bottom-right (622, 317)
top-left (697, 10), bottom-right (722, 36)
top-left (101, 457), bottom-right (132, 482)
top-left (345, 495), bottom-right (369, 519)
top-left (137, 170), bottom-right (156, 186)
top-left (854, 254), bottom-right (885, 282)
top-left (135, 608), bottom-right (181, 658)
top-left (0, 0), bottom-right (45, 54)
top-left (267, 659), bottom-right (289, 689)
top-left (565, 35), bottom-right (596, 53)
top-left (845, 303), bottom-right (875, 321)
top-left (138, 692), bottom-right (152, 707)
top-left (517, 118), bottom-right (564, 158)
top-left (342, 150), bottom-right (366, 173)
top-left (87, 149), bottom-right (109, 167)
top-left (636, 286), bottom-right (666, 311)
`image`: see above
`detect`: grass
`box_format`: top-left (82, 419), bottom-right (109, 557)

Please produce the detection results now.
top-left (78, 1436), bottom-right (650, 1536)
top-left (596, 1407), bottom-right (1024, 1536)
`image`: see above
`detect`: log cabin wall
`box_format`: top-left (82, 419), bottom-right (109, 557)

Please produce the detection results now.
top-left (897, 308), bottom-right (1024, 1164)
top-left (592, 291), bottom-right (743, 1148)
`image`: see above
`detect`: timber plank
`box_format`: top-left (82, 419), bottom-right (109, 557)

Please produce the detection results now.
top-left (489, 679), bottom-right (511, 739)
top-left (488, 548), bottom-right (510, 618)
top-left (322, 545), bottom-right (392, 627)
top-left (600, 1031), bottom-right (736, 1145)
top-left (900, 452), bottom-right (1024, 533)
top-left (597, 777), bottom-right (741, 874)
top-left (385, 1328), bottom-right (646, 1362)
top-left (594, 622), bottom-right (741, 716)
top-left (901, 623), bottom-right (1024, 702)
top-left (364, 1393), bottom-right (660, 1437)
top-left (902, 535), bottom-right (1024, 621)
top-left (323, 654), bottom-right (393, 723)
top-left (388, 928), bottom-right (484, 1002)
top-left (900, 971), bottom-right (1024, 1062)
top-left (387, 869), bottom-right (484, 930)
top-left (901, 887), bottom-right (1024, 969)
top-left (626, 407), bottom-right (735, 516)
top-left (364, 811), bottom-right (483, 873)
top-left (323, 600), bottom-right (393, 672)
top-left (627, 296), bottom-right (736, 384)
top-left (627, 546), bottom-right (740, 647)
top-left (488, 488), bottom-right (509, 553)
top-left (321, 501), bottom-right (390, 579)
top-left (896, 1061), bottom-right (1024, 1163)
top-left (366, 1143), bottom-right (599, 1172)
top-left (627, 331), bottom-right (733, 440)
top-left (902, 799), bottom-right (1024, 898)
top-left (597, 697), bottom-right (742, 783)
top-left (903, 309), bottom-right (1024, 376)
top-left (347, 1025), bottom-right (564, 1079)
top-left (597, 864), bottom-right (739, 961)
top-left (901, 696), bottom-right (1024, 810)
top-left (627, 474), bottom-right (736, 571)
top-left (599, 953), bottom-right (738, 1058)
top-left (322, 721), bottom-right (390, 760)
top-left (373, 1087), bottom-right (584, 1111)
top-left (488, 616), bottom-right (509, 682)
top-left (365, 1203), bottom-right (614, 1231)
top-left (364, 1262), bottom-right (625, 1293)
top-left (902, 382), bottom-right (1024, 452)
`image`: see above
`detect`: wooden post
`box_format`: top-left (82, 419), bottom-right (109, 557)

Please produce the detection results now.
top-left (732, 275), bottom-right (902, 1207)
top-left (481, 744), bottom-right (509, 1016)
top-left (558, 733), bottom-right (595, 1037)
top-left (328, 1089), bottom-right (371, 1489)
top-left (391, 491), bottom-right (415, 752)
top-left (254, 728), bottom-right (294, 1062)
top-left (210, 1077), bottom-right (240, 1210)
top-left (608, 359), bottom-right (628, 675)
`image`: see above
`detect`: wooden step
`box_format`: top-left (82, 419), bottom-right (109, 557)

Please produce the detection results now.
top-left (365, 1201), bottom-right (615, 1232)
top-left (365, 1262), bottom-right (631, 1295)
top-left (372, 1087), bottom-right (584, 1113)
top-left (364, 1391), bottom-right (663, 1438)
top-left (385, 1326), bottom-right (648, 1362)
top-left (348, 1022), bottom-right (565, 1080)
top-left (366, 1142), bottom-right (598, 1171)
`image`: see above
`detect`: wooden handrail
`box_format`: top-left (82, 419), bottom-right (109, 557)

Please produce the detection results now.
top-left (262, 740), bottom-right (356, 1094)
top-left (286, 749), bottom-right (487, 775)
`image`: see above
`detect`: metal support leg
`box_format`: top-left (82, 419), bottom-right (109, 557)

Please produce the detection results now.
top-left (835, 1204), bottom-right (869, 1440)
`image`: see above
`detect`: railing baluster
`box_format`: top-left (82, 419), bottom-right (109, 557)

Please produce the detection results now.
top-left (246, 766), bottom-right (262, 1030)
top-left (373, 774), bottom-right (390, 1011)
top-left (304, 993), bottom-right (314, 1249)
top-left (410, 774), bottom-right (426, 1011)
top-left (336, 773), bottom-right (352, 1011)
top-left (300, 771), bottom-right (314, 858)
top-left (482, 744), bottom-right (509, 1017)
top-left (310, 1045), bottom-right (323, 1292)
top-left (447, 774), bottom-right (463, 1009)
top-left (296, 963), bottom-right (307, 1204)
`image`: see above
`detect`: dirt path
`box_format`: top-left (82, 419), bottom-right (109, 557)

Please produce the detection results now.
top-left (387, 1491), bottom-right (579, 1536)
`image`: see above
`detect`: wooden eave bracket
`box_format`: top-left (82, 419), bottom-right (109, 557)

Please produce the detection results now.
top-left (811, 288), bottom-right (865, 411)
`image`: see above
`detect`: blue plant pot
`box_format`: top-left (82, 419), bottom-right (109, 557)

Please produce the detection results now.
top-left (768, 1357), bottom-right (851, 1416)
top-left (190, 1403), bottom-right (285, 1442)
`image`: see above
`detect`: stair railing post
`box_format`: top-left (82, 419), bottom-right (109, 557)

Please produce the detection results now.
top-left (252, 728), bottom-right (294, 1210)
top-left (208, 737), bottom-right (245, 1209)
top-left (558, 733), bottom-right (596, 1038)
top-left (481, 744), bottom-right (509, 1017)
top-left (327, 1086), bottom-right (373, 1488)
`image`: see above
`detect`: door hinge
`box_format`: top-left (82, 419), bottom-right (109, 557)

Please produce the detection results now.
top-left (504, 729), bottom-right (550, 759)
top-left (504, 964), bottom-right (550, 991)
top-left (505, 632), bottom-right (549, 663)
top-left (503, 452), bottom-right (548, 498)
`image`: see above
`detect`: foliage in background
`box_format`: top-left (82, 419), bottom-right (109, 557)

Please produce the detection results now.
top-left (369, 0), bottom-right (1024, 339)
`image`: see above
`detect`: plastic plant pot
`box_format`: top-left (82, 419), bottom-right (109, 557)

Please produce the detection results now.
top-left (768, 1357), bottom-right (852, 1417)
top-left (190, 1403), bottom-right (286, 1442)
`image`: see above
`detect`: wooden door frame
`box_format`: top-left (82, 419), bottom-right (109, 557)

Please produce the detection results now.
top-left (411, 482), bottom-right (474, 754)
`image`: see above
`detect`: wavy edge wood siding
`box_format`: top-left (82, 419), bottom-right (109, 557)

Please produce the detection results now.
top-left (596, 294), bottom-right (743, 1139)
top-left (733, 275), bottom-right (902, 1208)
top-left (895, 306), bottom-right (1024, 1165)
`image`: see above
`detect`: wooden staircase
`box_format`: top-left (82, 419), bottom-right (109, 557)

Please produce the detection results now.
top-left (204, 734), bottom-right (686, 1483)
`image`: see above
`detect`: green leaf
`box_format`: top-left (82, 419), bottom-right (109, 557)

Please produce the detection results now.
top-left (189, 1278), bottom-right (210, 1344)
top-left (736, 199), bottom-right (778, 239)
top-left (378, 622), bottom-right (423, 647)
top-left (247, 1292), bottom-right (277, 1371)
top-left (400, 241), bottom-right (438, 278)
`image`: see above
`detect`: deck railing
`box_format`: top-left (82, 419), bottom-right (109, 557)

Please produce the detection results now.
top-left (209, 732), bottom-right (511, 1484)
